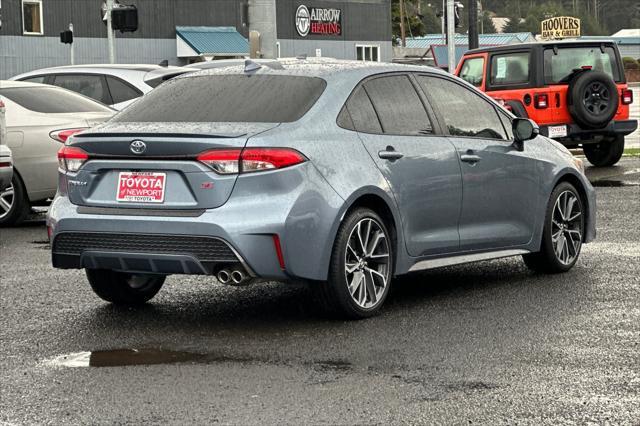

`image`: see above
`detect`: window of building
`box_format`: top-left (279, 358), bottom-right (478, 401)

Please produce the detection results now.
top-left (417, 76), bottom-right (507, 140)
top-left (22, 0), bottom-right (43, 35)
top-left (356, 45), bottom-right (380, 62)
top-left (364, 75), bottom-right (432, 136)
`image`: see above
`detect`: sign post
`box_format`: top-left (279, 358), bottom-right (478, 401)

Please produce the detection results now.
top-left (446, 0), bottom-right (456, 73)
top-left (106, 0), bottom-right (115, 63)
top-left (69, 24), bottom-right (74, 65)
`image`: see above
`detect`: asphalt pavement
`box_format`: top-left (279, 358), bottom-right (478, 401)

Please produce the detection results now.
top-left (1, 157), bottom-right (639, 425)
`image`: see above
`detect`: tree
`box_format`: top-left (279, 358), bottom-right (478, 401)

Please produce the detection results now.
top-left (480, 11), bottom-right (497, 34)
top-left (392, 0), bottom-right (427, 44)
top-left (503, 14), bottom-right (525, 32)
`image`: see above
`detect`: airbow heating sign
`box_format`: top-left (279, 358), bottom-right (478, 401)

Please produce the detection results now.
top-left (296, 5), bottom-right (342, 37)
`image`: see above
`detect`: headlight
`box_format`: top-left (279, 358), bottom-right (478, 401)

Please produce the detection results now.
top-left (572, 157), bottom-right (585, 175)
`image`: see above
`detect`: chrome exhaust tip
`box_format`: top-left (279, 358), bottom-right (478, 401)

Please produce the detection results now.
top-left (217, 269), bottom-right (231, 284)
top-left (231, 270), bottom-right (245, 284)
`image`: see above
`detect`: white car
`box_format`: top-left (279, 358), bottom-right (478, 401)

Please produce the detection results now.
top-left (0, 81), bottom-right (115, 226)
top-left (11, 64), bottom-right (192, 110)
top-left (0, 96), bottom-right (12, 193)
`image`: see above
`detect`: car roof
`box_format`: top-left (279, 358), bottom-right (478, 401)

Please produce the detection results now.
top-left (181, 58), bottom-right (449, 81)
top-left (464, 39), bottom-right (618, 55)
top-left (0, 80), bottom-right (56, 89)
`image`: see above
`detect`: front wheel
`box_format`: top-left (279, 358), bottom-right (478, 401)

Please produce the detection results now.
top-left (86, 269), bottom-right (165, 305)
top-left (523, 182), bottom-right (585, 273)
top-left (314, 208), bottom-right (393, 319)
top-left (583, 135), bottom-right (625, 167)
top-left (0, 174), bottom-right (30, 227)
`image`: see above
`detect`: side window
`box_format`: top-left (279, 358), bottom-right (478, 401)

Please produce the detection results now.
top-left (20, 76), bottom-right (46, 84)
top-left (490, 52), bottom-right (530, 86)
top-left (498, 112), bottom-right (513, 140)
top-left (417, 76), bottom-right (507, 140)
top-left (342, 86), bottom-right (382, 134)
top-left (105, 76), bottom-right (142, 104)
top-left (459, 57), bottom-right (485, 87)
top-left (363, 75), bottom-right (432, 136)
top-left (52, 74), bottom-right (112, 105)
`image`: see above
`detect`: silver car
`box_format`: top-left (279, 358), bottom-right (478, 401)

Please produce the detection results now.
top-left (0, 81), bottom-right (114, 226)
top-left (11, 64), bottom-right (192, 110)
top-left (0, 97), bottom-right (12, 193)
top-left (48, 60), bottom-right (596, 318)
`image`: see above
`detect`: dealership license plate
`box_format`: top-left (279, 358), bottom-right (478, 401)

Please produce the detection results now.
top-left (117, 172), bottom-right (166, 203)
top-left (547, 125), bottom-right (568, 138)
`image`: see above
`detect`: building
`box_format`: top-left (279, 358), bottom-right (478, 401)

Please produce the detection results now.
top-left (395, 33), bottom-right (535, 70)
top-left (0, 0), bottom-right (392, 79)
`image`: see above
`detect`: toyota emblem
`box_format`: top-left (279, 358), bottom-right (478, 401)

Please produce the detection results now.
top-left (130, 140), bottom-right (146, 154)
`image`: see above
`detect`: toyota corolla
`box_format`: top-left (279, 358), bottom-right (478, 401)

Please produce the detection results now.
top-left (47, 59), bottom-right (596, 318)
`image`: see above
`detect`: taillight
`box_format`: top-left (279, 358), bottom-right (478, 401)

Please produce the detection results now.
top-left (50, 128), bottom-right (87, 143)
top-left (57, 146), bottom-right (89, 172)
top-left (197, 149), bottom-right (241, 174)
top-left (534, 93), bottom-right (549, 109)
top-left (0, 99), bottom-right (5, 109)
top-left (197, 148), bottom-right (307, 174)
top-left (621, 89), bottom-right (633, 105)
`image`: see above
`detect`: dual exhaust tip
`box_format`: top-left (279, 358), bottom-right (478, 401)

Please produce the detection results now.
top-left (217, 269), bottom-right (248, 285)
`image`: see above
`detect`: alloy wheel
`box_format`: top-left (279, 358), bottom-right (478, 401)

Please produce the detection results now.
top-left (0, 184), bottom-right (14, 219)
top-left (344, 218), bottom-right (390, 309)
top-left (551, 190), bottom-right (583, 265)
top-left (583, 82), bottom-right (610, 115)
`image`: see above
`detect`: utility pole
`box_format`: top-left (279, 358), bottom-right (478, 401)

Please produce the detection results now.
top-left (399, 0), bottom-right (406, 47)
top-left (69, 23), bottom-right (74, 65)
top-left (446, 0), bottom-right (455, 72)
top-left (106, 0), bottom-right (115, 63)
top-left (469, 0), bottom-right (478, 50)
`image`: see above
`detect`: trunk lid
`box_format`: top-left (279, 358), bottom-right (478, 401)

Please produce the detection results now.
top-left (66, 122), bottom-right (278, 210)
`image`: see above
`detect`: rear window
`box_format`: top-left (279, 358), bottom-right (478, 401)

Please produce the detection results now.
top-left (459, 57), bottom-right (485, 87)
top-left (0, 86), bottom-right (114, 114)
top-left (544, 46), bottom-right (620, 83)
top-left (115, 75), bottom-right (327, 123)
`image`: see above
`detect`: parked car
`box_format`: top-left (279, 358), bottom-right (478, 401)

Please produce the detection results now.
top-left (455, 40), bottom-right (637, 167)
top-left (11, 64), bottom-right (193, 110)
top-left (0, 96), bottom-right (13, 193)
top-left (48, 60), bottom-right (595, 318)
top-left (0, 81), bottom-right (114, 226)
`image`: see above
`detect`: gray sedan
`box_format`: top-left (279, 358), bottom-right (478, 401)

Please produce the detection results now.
top-left (47, 59), bottom-right (595, 318)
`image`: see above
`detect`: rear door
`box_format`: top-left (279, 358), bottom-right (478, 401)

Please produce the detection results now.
top-left (348, 74), bottom-right (462, 257)
top-left (417, 75), bottom-right (539, 251)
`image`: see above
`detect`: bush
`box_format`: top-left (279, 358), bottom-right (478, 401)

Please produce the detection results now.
top-left (622, 57), bottom-right (639, 70)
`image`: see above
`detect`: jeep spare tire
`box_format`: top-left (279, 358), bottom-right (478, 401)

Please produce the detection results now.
top-left (568, 71), bottom-right (618, 129)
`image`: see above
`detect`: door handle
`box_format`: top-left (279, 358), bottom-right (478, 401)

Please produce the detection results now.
top-left (460, 154), bottom-right (481, 163)
top-left (378, 147), bottom-right (404, 161)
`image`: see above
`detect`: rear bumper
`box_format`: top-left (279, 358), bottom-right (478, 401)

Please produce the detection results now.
top-left (541, 119), bottom-right (638, 142)
top-left (47, 162), bottom-right (345, 281)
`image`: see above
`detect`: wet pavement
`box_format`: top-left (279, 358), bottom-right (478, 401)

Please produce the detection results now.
top-left (1, 157), bottom-right (639, 424)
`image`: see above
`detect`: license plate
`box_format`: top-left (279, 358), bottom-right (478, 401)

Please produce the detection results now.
top-left (547, 125), bottom-right (567, 138)
top-left (117, 172), bottom-right (166, 203)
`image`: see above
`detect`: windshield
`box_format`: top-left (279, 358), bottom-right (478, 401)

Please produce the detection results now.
top-left (0, 86), bottom-right (114, 114)
top-left (544, 46), bottom-right (620, 83)
top-left (115, 74), bottom-right (327, 123)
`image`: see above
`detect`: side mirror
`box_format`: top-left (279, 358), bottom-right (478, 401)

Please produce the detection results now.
top-left (512, 118), bottom-right (539, 151)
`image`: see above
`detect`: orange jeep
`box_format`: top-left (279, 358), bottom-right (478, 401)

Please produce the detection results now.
top-left (456, 40), bottom-right (636, 167)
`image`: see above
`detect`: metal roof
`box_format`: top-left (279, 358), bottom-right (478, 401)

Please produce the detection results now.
top-left (579, 35), bottom-right (640, 45)
top-left (405, 33), bottom-right (533, 49)
top-left (176, 27), bottom-right (248, 56)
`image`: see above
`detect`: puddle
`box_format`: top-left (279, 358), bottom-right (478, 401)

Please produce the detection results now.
top-left (591, 180), bottom-right (639, 187)
top-left (45, 348), bottom-right (207, 368)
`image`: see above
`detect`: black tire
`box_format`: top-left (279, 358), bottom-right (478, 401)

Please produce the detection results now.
top-left (583, 135), bottom-right (625, 167)
top-left (313, 208), bottom-right (393, 319)
top-left (0, 173), bottom-right (30, 227)
top-left (568, 71), bottom-right (619, 129)
top-left (86, 269), bottom-right (165, 305)
top-left (523, 182), bottom-right (585, 274)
